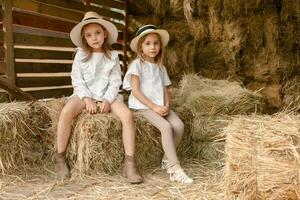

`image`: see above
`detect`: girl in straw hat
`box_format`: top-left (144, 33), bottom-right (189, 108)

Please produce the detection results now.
top-left (123, 25), bottom-right (193, 184)
top-left (55, 11), bottom-right (143, 184)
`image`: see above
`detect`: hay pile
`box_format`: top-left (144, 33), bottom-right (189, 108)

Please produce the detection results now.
top-left (128, 0), bottom-right (299, 108)
top-left (0, 74), bottom-right (266, 177)
top-left (282, 75), bottom-right (300, 112)
top-left (175, 75), bottom-right (264, 115)
top-left (38, 99), bottom-right (165, 175)
top-left (0, 101), bottom-right (50, 174)
top-left (172, 74), bottom-right (264, 161)
top-left (224, 114), bottom-right (300, 199)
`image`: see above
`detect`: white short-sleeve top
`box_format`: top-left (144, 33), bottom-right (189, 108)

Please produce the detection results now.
top-left (123, 58), bottom-right (171, 109)
top-left (70, 48), bottom-right (122, 103)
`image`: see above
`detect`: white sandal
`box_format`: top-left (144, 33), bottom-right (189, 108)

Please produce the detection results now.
top-left (169, 168), bottom-right (193, 184)
top-left (161, 159), bottom-right (173, 174)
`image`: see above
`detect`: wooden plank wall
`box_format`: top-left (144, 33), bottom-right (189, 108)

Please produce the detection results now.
top-left (0, 0), bottom-right (126, 100)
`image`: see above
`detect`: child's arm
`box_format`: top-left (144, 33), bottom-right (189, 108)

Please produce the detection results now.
top-left (162, 86), bottom-right (170, 116)
top-left (103, 54), bottom-right (122, 104)
top-left (131, 75), bottom-right (168, 116)
top-left (71, 51), bottom-right (92, 99)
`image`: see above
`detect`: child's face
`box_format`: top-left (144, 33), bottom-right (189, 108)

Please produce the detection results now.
top-left (83, 23), bottom-right (107, 52)
top-left (140, 33), bottom-right (161, 62)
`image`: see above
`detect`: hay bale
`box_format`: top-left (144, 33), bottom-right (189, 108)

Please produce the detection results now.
top-left (224, 114), bottom-right (300, 199)
top-left (174, 74), bottom-right (264, 115)
top-left (282, 76), bottom-right (300, 112)
top-left (163, 21), bottom-right (197, 79)
top-left (191, 114), bottom-right (230, 141)
top-left (191, 140), bottom-right (225, 162)
top-left (0, 101), bottom-right (50, 174)
top-left (39, 99), bottom-right (166, 175)
top-left (66, 111), bottom-right (163, 175)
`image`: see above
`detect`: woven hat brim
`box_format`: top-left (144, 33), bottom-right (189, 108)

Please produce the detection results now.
top-left (70, 19), bottom-right (118, 48)
top-left (129, 29), bottom-right (169, 52)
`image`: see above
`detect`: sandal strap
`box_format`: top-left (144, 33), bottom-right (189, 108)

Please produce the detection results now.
top-left (161, 160), bottom-right (173, 173)
top-left (170, 169), bottom-right (193, 183)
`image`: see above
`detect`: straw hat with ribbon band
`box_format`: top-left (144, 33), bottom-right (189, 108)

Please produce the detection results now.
top-left (70, 11), bottom-right (118, 48)
top-left (130, 25), bottom-right (170, 53)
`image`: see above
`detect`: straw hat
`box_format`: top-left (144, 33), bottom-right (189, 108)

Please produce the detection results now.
top-left (70, 11), bottom-right (118, 47)
top-left (130, 24), bottom-right (169, 52)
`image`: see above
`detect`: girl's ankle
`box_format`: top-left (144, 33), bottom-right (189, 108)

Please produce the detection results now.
top-left (170, 164), bottom-right (181, 171)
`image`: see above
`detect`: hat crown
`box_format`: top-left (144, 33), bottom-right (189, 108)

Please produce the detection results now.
top-left (136, 24), bottom-right (157, 36)
top-left (83, 11), bottom-right (101, 21)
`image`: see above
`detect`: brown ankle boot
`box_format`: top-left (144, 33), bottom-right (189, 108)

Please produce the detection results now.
top-left (55, 152), bottom-right (70, 180)
top-left (123, 155), bottom-right (144, 184)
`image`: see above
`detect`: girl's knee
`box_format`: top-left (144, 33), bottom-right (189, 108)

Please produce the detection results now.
top-left (60, 106), bottom-right (75, 119)
top-left (119, 108), bottom-right (134, 123)
top-left (176, 121), bottom-right (184, 133)
top-left (160, 123), bottom-right (173, 135)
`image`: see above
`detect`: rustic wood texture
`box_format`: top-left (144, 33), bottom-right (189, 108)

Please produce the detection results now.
top-left (16, 76), bottom-right (71, 87)
top-left (13, 11), bottom-right (76, 33)
top-left (26, 87), bottom-right (73, 99)
top-left (16, 63), bottom-right (72, 73)
top-left (1, 0), bottom-right (126, 100)
top-left (0, 75), bottom-right (36, 100)
top-left (14, 48), bottom-right (73, 59)
top-left (12, 0), bottom-right (83, 22)
top-left (3, 0), bottom-right (15, 86)
top-left (13, 32), bottom-right (74, 47)
top-left (93, 0), bottom-right (125, 10)
top-left (0, 60), bottom-right (6, 74)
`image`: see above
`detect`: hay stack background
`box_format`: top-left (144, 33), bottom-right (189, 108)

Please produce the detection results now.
top-left (173, 74), bottom-right (265, 161)
top-left (39, 99), bottom-right (169, 175)
top-left (0, 102), bottom-right (50, 174)
top-left (128, 0), bottom-right (299, 109)
top-left (0, 74), bottom-right (267, 176)
top-left (282, 75), bottom-right (300, 112)
top-left (224, 114), bottom-right (300, 199)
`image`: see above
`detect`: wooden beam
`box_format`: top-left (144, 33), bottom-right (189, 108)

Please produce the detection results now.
top-left (27, 87), bottom-right (73, 99)
top-left (0, 76), bottom-right (36, 101)
top-left (0, 60), bottom-right (6, 74)
top-left (13, 32), bottom-right (74, 47)
top-left (16, 76), bottom-right (71, 87)
top-left (13, 11), bottom-right (76, 33)
top-left (90, 5), bottom-right (125, 21)
top-left (85, 0), bottom-right (91, 12)
top-left (15, 62), bottom-right (71, 73)
top-left (0, 47), bottom-right (4, 58)
top-left (3, 0), bottom-right (16, 86)
top-left (14, 48), bottom-right (73, 59)
top-left (35, 0), bottom-right (85, 12)
top-left (122, 0), bottom-right (128, 73)
top-left (92, 0), bottom-right (125, 10)
top-left (12, 0), bottom-right (83, 22)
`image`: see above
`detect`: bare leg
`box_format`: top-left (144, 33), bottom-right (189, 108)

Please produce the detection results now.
top-left (57, 96), bottom-right (85, 153)
top-left (110, 100), bottom-right (143, 183)
top-left (110, 101), bottom-right (136, 156)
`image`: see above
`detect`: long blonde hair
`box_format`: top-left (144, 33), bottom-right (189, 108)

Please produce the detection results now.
top-left (136, 33), bottom-right (165, 66)
top-left (80, 23), bottom-right (112, 62)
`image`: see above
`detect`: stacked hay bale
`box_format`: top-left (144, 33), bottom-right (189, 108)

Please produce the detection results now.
top-left (173, 74), bottom-right (265, 162)
top-left (282, 75), bottom-right (300, 112)
top-left (128, 0), bottom-right (299, 108)
top-left (0, 101), bottom-right (51, 174)
top-left (39, 99), bottom-right (164, 175)
top-left (224, 114), bottom-right (300, 199)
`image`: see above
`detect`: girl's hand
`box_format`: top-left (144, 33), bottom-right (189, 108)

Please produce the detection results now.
top-left (98, 99), bottom-right (110, 114)
top-left (83, 97), bottom-right (97, 114)
top-left (161, 105), bottom-right (169, 116)
top-left (152, 105), bottom-right (167, 116)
